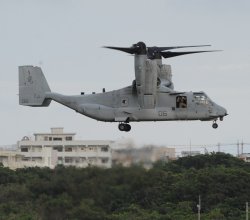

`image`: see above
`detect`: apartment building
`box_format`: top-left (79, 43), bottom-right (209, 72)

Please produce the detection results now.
top-left (16, 127), bottom-right (113, 169)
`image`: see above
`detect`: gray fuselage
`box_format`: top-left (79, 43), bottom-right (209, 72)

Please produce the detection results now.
top-left (46, 86), bottom-right (227, 123)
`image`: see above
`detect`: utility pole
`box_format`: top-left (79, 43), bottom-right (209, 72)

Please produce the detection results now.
top-left (189, 140), bottom-right (192, 156)
top-left (237, 140), bottom-right (240, 157)
top-left (246, 202), bottom-right (248, 220)
top-left (217, 142), bottom-right (221, 153)
top-left (241, 140), bottom-right (244, 155)
top-left (197, 195), bottom-right (201, 220)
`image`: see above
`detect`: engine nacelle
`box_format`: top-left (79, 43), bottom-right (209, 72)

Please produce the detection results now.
top-left (158, 64), bottom-right (174, 90)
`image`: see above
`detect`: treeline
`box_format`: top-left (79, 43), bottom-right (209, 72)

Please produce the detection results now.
top-left (1, 152), bottom-right (250, 219)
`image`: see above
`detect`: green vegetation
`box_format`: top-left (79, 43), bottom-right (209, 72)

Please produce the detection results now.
top-left (0, 152), bottom-right (250, 219)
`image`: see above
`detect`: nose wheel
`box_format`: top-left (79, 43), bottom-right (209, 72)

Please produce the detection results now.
top-left (118, 123), bottom-right (131, 132)
top-left (212, 121), bottom-right (218, 129)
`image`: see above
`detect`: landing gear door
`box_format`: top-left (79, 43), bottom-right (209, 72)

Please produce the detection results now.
top-left (176, 95), bottom-right (187, 119)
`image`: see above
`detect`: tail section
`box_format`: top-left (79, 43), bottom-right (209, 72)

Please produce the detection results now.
top-left (19, 66), bottom-right (51, 106)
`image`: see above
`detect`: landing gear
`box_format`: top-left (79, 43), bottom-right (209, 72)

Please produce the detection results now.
top-left (118, 123), bottom-right (131, 132)
top-left (212, 121), bottom-right (218, 129)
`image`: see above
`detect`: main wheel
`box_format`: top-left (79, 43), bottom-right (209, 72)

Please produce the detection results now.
top-left (125, 124), bottom-right (131, 132)
top-left (212, 123), bottom-right (218, 129)
top-left (118, 124), bottom-right (126, 131)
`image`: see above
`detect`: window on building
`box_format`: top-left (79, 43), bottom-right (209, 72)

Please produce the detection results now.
top-left (80, 157), bottom-right (86, 162)
top-left (58, 157), bottom-right (63, 164)
top-left (49, 137), bottom-right (52, 141)
top-left (65, 147), bottom-right (73, 152)
top-left (88, 145), bottom-right (97, 151)
top-left (101, 158), bottom-right (109, 163)
top-left (21, 147), bottom-right (29, 152)
top-left (22, 157), bottom-right (29, 161)
top-left (53, 137), bottom-right (62, 141)
top-left (101, 146), bottom-right (109, 152)
top-left (81, 146), bottom-right (86, 151)
top-left (65, 157), bottom-right (73, 163)
top-left (44, 136), bottom-right (48, 141)
top-left (88, 157), bottom-right (97, 163)
top-left (53, 146), bottom-right (63, 152)
top-left (66, 136), bottom-right (72, 141)
top-left (32, 157), bottom-right (42, 162)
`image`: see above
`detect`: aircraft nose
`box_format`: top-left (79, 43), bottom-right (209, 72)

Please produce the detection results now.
top-left (211, 103), bottom-right (228, 119)
top-left (218, 105), bottom-right (228, 118)
top-left (222, 107), bottom-right (228, 116)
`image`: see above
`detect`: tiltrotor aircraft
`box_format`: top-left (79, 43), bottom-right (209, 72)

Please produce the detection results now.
top-left (19, 41), bottom-right (227, 132)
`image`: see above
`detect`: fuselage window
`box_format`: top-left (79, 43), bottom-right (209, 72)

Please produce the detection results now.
top-left (176, 96), bottom-right (187, 108)
top-left (121, 97), bottom-right (129, 107)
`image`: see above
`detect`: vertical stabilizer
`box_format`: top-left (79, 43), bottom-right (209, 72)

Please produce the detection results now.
top-left (19, 66), bottom-right (51, 106)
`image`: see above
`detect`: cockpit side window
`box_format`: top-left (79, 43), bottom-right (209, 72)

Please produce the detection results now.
top-left (194, 94), bottom-right (208, 105)
top-left (176, 96), bottom-right (187, 108)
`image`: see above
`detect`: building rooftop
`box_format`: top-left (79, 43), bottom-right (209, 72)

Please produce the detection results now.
top-left (34, 127), bottom-right (76, 136)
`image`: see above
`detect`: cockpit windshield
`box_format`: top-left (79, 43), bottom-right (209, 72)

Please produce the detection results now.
top-left (193, 92), bottom-right (210, 105)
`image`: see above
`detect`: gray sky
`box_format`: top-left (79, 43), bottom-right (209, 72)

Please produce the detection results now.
top-left (1, 0), bottom-right (250, 153)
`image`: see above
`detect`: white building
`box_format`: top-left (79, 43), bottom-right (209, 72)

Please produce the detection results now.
top-left (0, 150), bottom-right (23, 169)
top-left (16, 127), bottom-right (112, 169)
top-left (239, 153), bottom-right (250, 162)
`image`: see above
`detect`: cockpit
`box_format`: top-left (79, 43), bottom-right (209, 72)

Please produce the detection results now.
top-left (193, 92), bottom-right (211, 105)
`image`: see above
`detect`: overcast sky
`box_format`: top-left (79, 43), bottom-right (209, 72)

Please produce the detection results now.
top-left (1, 0), bottom-right (250, 153)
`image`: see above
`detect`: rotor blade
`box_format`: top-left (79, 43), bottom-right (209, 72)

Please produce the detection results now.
top-left (160, 50), bottom-right (220, 58)
top-left (147, 45), bottom-right (212, 59)
top-left (153, 45), bottom-right (211, 51)
top-left (103, 46), bottom-right (136, 54)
